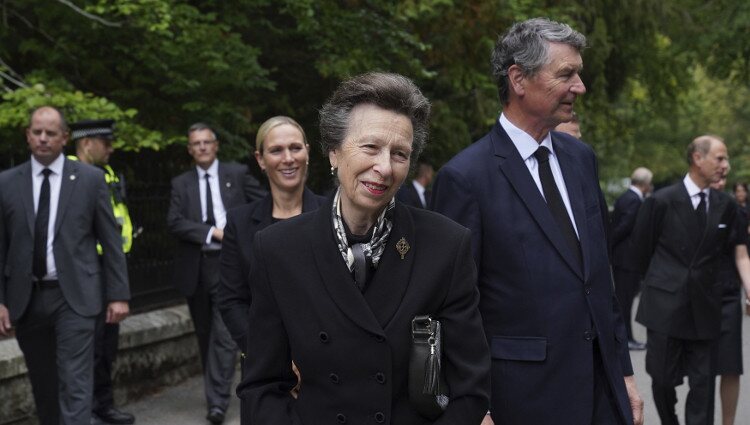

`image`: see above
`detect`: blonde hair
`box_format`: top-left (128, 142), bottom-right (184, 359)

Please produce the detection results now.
top-left (255, 116), bottom-right (306, 152)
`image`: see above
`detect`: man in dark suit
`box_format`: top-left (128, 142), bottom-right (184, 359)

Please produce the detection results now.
top-left (0, 106), bottom-right (130, 425)
top-left (611, 167), bottom-right (653, 351)
top-left (396, 160), bottom-right (433, 208)
top-left (632, 135), bottom-right (740, 425)
top-left (167, 122), bottom-right (264, 424)
top-left (431, 18), bottom-right (643, 425)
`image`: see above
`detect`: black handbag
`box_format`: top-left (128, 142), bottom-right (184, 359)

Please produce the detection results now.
top-left (409, 315), bottom-right (450, 419)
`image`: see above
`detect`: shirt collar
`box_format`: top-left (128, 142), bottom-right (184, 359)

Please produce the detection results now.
top-left (683, 174), bottom-right (708, 198)
top-left (411, 179), bottom-right (425, 194)
top-left (629, 185), bottom-right (644, 200)
top-left (196, 159), bottom-right (219, 178)
top-left (500, 113), bottom-right (554, 161)
top-left (31, 153), bottom-right (64, 177)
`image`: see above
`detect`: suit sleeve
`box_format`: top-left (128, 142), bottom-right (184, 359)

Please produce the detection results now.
top-left (166, 176), bottom-right (213, 244)
top-left (611, 195), bottom-right (640, 247)
top-left (93, 173), bottom-right (130, 301)
top-left (430, 165), bottom-right (483, 267)
top-left (241, 167), bottom-right (267, 203)
top-left (218, 209), bottom-right (251, 351)
top-left (238, 231), bottom-right (302, 424)
top-left (629, 196), bottom-right (664, 275)
top-left (435, 230), bottom-right (491, 425)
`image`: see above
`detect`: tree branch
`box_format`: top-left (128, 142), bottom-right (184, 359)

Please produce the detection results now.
top-left (55, 0), bottom-right (122, 28)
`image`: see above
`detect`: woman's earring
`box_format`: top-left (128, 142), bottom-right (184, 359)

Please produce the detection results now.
top-left (330, 166), bottom-right (337, 176)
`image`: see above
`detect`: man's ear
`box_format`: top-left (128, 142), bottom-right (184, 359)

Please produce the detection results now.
top-left (507, 64), bottom-right (526, 97)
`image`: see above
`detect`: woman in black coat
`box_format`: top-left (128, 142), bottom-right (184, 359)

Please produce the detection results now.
top-left (238, 72), bottom-right (490, 424)
top-left (218, 116), bottom-right (325, 355)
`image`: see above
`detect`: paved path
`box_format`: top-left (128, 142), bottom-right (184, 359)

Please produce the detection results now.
top-left (127, 297), bottom-right (750, 424)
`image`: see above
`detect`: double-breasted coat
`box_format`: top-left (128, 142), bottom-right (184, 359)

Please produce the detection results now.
top-left (238, 199), bottom-right (491, 424)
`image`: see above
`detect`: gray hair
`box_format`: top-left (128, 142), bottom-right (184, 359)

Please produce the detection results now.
top-left (187, 122), bottom-right (217, 141)
top-left (630, 167), bottom-right (653, 187)
top-left (491, 18), bottom-right (587, 105)
top-left (319, 72), bottom-right (431, 161)
top-left (686, 134), bottom-right (723, 166)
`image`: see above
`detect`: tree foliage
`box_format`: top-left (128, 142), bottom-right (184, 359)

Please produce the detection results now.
top-left (1, 0), bottom-right (749, 192)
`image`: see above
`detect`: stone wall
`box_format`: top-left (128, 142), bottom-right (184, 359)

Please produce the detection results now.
top-left (0, 304), bottom-right (201, 425)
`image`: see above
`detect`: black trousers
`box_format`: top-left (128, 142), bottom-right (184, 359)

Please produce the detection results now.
top-left (646, 329), bottom-right (717, 425)
top-left (93, 316), bottom-right (120, 412)
top-left (613, 267), bottom-right (641, 340)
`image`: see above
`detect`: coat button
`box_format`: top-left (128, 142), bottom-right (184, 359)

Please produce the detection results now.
top-left (329, 373), bottom-right (340, 384)
top-left (375, 372), bottom-right (386, 384)
top-left (583, 331), bottom-right (593, 341)
top-left (374, 412), bottom-right (385, 423)
top-left (374, 334), bottom-right (385, 343)
top-left (319, 331), bottom-right (330, 343)
top-left (584, 285), bottom-right (591, 295)
top-left (336, 413), bottom-right (347, 423)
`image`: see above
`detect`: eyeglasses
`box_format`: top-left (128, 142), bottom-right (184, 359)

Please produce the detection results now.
top-left (188, 139), bottom-right (217, 148)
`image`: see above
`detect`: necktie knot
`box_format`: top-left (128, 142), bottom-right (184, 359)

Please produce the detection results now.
top-left (533, 146), bottom-right (551, 163)
top-left (41, 168), bottom-right (52, 178)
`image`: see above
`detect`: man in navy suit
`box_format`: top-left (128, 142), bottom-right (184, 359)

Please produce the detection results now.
top-left (431, 18), bottom-right (643, 425)
top-left (611, 167), bottom-right (652, 351)
top-left (396, 160), bottom-right (433, 208)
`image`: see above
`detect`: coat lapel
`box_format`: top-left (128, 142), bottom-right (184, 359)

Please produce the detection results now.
top-left (251, 195), bottom-right (274, 228)
top-left (700, 189), bottom-right (727, 251)
top-left (309, 202), bottom-right (385, 337)
top-left (552, 135), bottom-right (589, 279)
top-left (672, 184), bottom-right (703, 247)
top-left (18, 162), bottom-right (35, 236)
top-left (363, 202), bottom-right (415, 328)
top-left (491, 124), bottom-right (583, 279)
top-left (218, 162), bottom-right (233, 208)
top-left (54, 158), bottom-right (77, 236)
top-left (188, 169), bottom-right (202, 222)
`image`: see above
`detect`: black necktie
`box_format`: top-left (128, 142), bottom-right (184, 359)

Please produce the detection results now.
top-left (204, 173), bottom-right (215, 226)
top-left (533, 147), bottom-right (582, 268)
top-left (696, 192), bottom-right (707, 230)
top-left (423, 189), bottom-right (431, 208)
top-left (33, 168), bottom-right (52, 280)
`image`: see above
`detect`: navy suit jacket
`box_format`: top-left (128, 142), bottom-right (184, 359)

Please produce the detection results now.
top-left (167, 162), bottom-right (265, 297)
top-left (396, 181), bottom-right (424, 208)
top-left (431, 122), bottom-right (633, 425)
top-left (218, 187), bottom-right (325, 351)
top-left (611, 189), bottom-right (643, 271)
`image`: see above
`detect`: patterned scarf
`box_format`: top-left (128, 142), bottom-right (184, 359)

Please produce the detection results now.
top-left (331, 187), bottom-right (395, 272)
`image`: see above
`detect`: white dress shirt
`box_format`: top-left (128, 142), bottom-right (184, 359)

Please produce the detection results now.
top-left (197, 160), bottom-right (227, 245)
top-left (31, 153), bottom-right (65, 280)
top-left (683, 174), bottom-right (710, 211)
top-left (412, 179), bottom-right (427, 208)
top-left (629, 185), bottom-right (644, 201)
top-left (500, 114), bottom-right (579, 238)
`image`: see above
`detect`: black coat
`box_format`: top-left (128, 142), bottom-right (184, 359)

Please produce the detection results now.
top-left (237, 200), bottom-right (490, 424)
top-left (632, 181), bottom-right (743, 339)
top-left (218, 187), bottom-right (326, 351)
top-left (166, 162), bottom-right (265, 297)
top-left (396, 181), bottom-right (424, 208)
top-left (610, 188), bottom-right (643, 271)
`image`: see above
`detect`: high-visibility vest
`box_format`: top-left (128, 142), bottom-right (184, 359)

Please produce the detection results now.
top-left (67, 155), bottom-right (133, 253)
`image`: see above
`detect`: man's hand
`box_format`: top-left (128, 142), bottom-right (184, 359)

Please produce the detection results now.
top-left (624, 375), bottom-right (644, 425)
top-left (480, 414), bottom-right (495, 425)
top-left (212, 228), bottom-right (224, 242)
top-left (106, 301), bottom-right (130, 324)
top-left (0, 304), bottom-right (11, 336)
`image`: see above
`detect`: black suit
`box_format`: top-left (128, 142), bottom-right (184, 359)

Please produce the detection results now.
top-left (396, 180), bottom-right (425, 208)
top-left (237, 200), bottom-right (490, 424)
top-left (218, 187), bottom-right (325, 353)
top-left (610, 188), bottom-right (643, 341)
top-left (167, 161), bottom-right (264, 412)
top-left (0, 157), bottom-right (129, 425)
top-left (632, 181), bottom-right (743, 425)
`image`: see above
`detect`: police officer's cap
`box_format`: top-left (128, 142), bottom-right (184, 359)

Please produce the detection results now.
top-left (70, 119), bottom-right (115, 142)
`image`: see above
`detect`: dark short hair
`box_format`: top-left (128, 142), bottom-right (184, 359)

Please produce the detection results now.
top-left (319, 72), bottom-right (431, 161)
top-left (491, 18), bottom-right (586, 105)
top-left (733, 181), bottom-right (748, 193)
top-left (28, 106), bottom-right (69, 133)
top-left (187, 122), bottom-right (217, 141)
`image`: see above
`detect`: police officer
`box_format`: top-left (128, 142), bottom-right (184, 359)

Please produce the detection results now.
top-left (69, 119), bottom-right (134, 425)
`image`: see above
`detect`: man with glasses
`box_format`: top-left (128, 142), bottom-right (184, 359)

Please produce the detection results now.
top-left (167, 123), bottom-right (264, 424)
